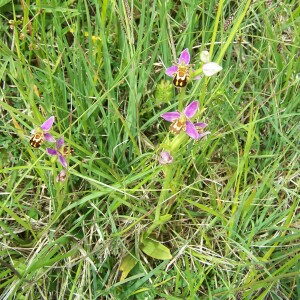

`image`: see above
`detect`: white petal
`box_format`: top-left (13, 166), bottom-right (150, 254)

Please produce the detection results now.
top-left (200, 50), bottom-right (210, 63)
top-left (202, 62), bottom-right (223, 76)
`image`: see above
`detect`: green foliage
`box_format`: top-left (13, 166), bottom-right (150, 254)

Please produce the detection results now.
top-left (0, 0), bottom-right (299, 299)
top-left (140, 238), bottom-right (172, 260)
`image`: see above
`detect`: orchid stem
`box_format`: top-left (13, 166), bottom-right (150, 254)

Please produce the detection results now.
top-left (178, 87), bottom-right (186, 112)
top-left (145, 82), bottom-right (188, 238)
top-left (145, 164), bottom-right (174, 238)
top-left (154, 164), bottom-right (174, 222)
top-left (145, 130), bottom-right (188, 238)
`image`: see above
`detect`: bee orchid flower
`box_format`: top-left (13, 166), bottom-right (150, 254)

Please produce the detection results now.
top-left (161, 101), bottom-right (211, 140)
top-left (161, 100), bottom-right (200, 140)
top-left (46, 137), bottom-right (74, 168)
top-left (166, 48), bottom-right (200, 87)
top-left (30, 116), bottom-right (55, 148)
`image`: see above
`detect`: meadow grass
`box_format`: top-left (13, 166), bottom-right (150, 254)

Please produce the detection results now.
top-left (0, 0), bottom-right (299, 299)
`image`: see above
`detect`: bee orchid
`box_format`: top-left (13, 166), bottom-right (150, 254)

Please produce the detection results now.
top-left (161, 101), bottom-right (199, 139)
top-left (46, 137), bottom-right (74, 168)
top-left (161, 101), bottom-right (210, 140)
top-left (30, 116), bottom-right (55, 148)
top-left (166, 49), bottom-right (200, 87)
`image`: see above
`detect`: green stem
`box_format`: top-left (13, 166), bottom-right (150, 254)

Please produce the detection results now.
top-left (52, 164), bottom-right (64, 213)
top-left (145, 164), bottom-right (174, 237)
top-left (145, 131), bottom-right (188, 238)
top-left (191, 67), bottom-right (203, 79)
top-left (145, 83), bottom-right (191, 238)
top-left (177, 87), bottom-right (186, 111)
top-left (154, 164), bottom-right (174, 222)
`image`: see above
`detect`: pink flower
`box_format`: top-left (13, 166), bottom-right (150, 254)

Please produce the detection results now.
top-left (194, 122), bottom-right (211, 139)
top-left (30, 116), bottom-right (55, 148)
top-left (159, 151), bottom-right (173, 165)
top-left (56, 169), bottom-right (67, 182)
top-left (46, 137), bottom-right (74, 168)
top-left (161, 101), bottom-right (200, 139)
top-left (165, 49), bottom-right (200, 87)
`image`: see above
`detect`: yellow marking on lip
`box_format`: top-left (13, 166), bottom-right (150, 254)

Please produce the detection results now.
top-left (170, 119), bottom-right (186, 134)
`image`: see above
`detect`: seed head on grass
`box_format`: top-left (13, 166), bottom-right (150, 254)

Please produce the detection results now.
top-left (224, 12), bottom-right (235, 32)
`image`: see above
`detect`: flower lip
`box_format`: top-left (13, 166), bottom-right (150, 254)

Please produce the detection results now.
top-left (30, 131), bottom-right (45, 148)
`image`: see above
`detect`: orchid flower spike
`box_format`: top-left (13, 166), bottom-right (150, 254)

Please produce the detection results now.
top-left (46, 137), bottom-right (74, 168)
top-left (165, 48), bottom-right (200, 87)
top-left (30, 116), bottom-right (55, 148)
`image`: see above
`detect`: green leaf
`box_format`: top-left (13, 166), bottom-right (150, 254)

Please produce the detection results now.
top-left (28, 208), bottom-right (39, 220)
top-left (0, 0), bottom-right (11, 8)
top-left (241, 189), bottom-right (257, 217)
top-left (118, 253), bottom-right (138, 282)
top-left (140, 238), bottom-right (172, 260)
top-left (0, 205), bottom-right (31, 230)
top-left (157, 214), bottom-right (172, 225)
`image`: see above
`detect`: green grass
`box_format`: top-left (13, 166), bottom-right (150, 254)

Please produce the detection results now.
top-left (0, 0), bottom-right (299, 299)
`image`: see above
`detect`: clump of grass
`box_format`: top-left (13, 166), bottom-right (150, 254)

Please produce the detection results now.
top-left (1, 0), bottom-right (299, 299)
